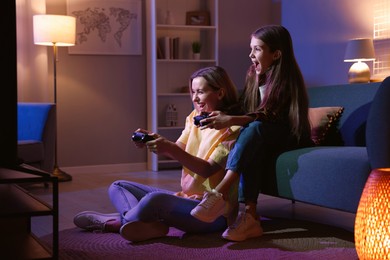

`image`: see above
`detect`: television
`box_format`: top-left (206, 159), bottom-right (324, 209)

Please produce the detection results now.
top-left (0, 1), bottom-right (18, 168)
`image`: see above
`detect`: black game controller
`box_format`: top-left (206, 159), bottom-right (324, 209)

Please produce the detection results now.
top-left (194, 112), bottom-right (210, 126)
top-left (132, 132), bottom-right (155, 143)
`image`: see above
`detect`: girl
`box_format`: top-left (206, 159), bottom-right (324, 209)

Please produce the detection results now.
top-left (190, 25), bottom-right (313, 242)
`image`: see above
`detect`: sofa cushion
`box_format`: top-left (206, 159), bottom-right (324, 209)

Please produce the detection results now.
top-left (307, 83), bottom-right (380, 146)
top-left (309, 107), bottom-right (344, 145)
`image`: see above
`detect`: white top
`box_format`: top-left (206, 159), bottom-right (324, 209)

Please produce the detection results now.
top-left (259, 85), bottom-right (266, 100)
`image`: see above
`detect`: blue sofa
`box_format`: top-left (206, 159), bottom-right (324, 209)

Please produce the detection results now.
top-left (274, 78), bottom-right (389, 213)
top-left (17, 103), bottom-right (56, 173)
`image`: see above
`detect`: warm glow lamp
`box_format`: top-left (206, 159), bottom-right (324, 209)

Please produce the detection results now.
top-left (355, 168), bottom-right (390, 259)
top-left (355, 77), bottom-right (390, 259)
top-left (33, 14), bottom-right (76, 182)
top-left (344, 38), bottom-right (375, 84)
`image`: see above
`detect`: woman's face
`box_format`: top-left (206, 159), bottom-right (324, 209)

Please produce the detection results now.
top-left (249, 36), bottom-right (278, 75)
top-left (191, 77), bottom-right (222, 113)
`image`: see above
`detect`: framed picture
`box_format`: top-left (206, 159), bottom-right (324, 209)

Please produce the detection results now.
top-left (186, 11), bottom-right (210, 26)
top-left (67, 0), bottom-right (142, 55)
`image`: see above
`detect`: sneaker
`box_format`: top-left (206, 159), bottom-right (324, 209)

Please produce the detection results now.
top-left (73, 211), bottom-right (121, 232)
top-left (222, 212), bottom-right (263, 242)
top-left (120, 220), bottom-right (169, 242)
top-left (190, 189), bottom-right (226, 223)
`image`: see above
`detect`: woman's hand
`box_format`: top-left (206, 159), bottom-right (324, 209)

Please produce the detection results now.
top-left (145, 136), bottom-right (176, 156)
top-left (199, 111), bottom-right (232, 130)
top-left (131, 128), bottom-right (160, 149)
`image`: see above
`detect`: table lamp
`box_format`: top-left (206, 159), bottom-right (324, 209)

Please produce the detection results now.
top-left (33, 14), bottom-right (76, 182)
top-left (344, 38), bottom-right (375, 84)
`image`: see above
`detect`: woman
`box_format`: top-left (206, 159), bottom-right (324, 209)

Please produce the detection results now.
top-left (73, 66), bottom-right (242, 242)
top-left (190, 25), bottom-right (313, 242)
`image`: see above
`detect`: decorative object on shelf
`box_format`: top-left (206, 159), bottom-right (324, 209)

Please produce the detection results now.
top-left (354, 168), bottom-right (390, 260)
top-left (165, 104), bottom-right (178, 127)
top-left (344, 38), bottom-right (375, 84)
top-left (33, 14), bottom-right (76, 182)
top-left (192, 41), bottom-right (201, 60)
top-left (67, 0), bottom-right (142, 55)
top-left (165, 10), bottom-right (174, 25)
top-left (180, 86), bottom-right (190, 93)
top-left (186, 11), bottom-right (210, 26)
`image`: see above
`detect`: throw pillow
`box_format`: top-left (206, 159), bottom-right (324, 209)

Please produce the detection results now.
top-left (309, 106), bottom-right (344, 145)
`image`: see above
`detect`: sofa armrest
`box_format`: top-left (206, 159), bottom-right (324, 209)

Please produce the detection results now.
top-left (41, 104), bottom-right (55, 172)
top-left (366, 76), bottom-right (390, 169)
top-left (17, 103), bottom-right (55, 173)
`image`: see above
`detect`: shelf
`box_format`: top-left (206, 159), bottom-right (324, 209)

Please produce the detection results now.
top-left (158, 93), bottom-right (189, 97)
top-left (158, 126), bottom-right (184, 130)
top-left (157, 24), bottom-right (216, 30)
top-left (0, 184), bottom-right (52, 217)
top-left (157, 59), bottom-right (216, 63)
top-left (0, 166), bottom-right (58, 259)
top-left (147, 0), bottom-right (218, 171)
top-left (3, 231), bottom-right (52, 259)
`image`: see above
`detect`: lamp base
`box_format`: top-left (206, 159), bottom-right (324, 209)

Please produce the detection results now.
top-left (348, 61), bottom-right (371, 83)
top-left (52, 165), bottom-right (72, 182)
top-left (355, 168), bottom-right (390, 259)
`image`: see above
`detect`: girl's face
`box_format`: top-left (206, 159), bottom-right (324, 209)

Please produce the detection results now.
top-left (191, 77), bottom-right (223, 113)
top-left (249, 36), bottom-right (279, 75)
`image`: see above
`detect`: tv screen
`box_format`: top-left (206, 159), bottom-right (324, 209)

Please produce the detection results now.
top-left (0, 1), bottom-right (18, 168)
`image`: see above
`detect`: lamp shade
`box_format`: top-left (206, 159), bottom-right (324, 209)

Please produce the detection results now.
top-left (344, 38), bottom-right (375, 62)
top-left (33, 15), bottom-right (76, 46)
top-left (355, 168), bottom-right (390, 259)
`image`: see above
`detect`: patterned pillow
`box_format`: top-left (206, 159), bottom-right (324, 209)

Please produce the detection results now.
top-left (309, 107), bottom-right (344, 145)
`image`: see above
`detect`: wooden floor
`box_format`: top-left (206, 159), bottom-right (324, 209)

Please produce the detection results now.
top-left (29, 169), bottom-right (356, 238)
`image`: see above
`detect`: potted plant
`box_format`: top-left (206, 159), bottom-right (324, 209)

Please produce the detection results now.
top-left (192, 41), bottom-right (201, 59)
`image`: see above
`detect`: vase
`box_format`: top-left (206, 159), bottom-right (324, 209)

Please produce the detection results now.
top-left (354, 168), bottom-right (390, 260)
top-left (192, 53), bottom-right (200, 60)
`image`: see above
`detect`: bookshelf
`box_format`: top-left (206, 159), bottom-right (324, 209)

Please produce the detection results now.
top-left (146, 0), bottom-right (219, 171)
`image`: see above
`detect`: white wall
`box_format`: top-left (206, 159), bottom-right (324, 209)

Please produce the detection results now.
top-left (219, 0), bottom-right (280, 90)
top-left (282, 0), bottom-right (375, 87)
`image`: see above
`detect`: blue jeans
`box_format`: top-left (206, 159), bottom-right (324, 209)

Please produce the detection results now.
top-left (108, 180), bottom-right (227, 233)
top-left (226, 120), bottom-right (296, 203)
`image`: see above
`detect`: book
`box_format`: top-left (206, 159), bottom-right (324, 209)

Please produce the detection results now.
top-left (157, 36), bottom-right (180, 59)
top-left (158, 36), bottom-right (170, 60)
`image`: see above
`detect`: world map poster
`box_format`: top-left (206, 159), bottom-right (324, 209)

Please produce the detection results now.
top-left (67, 0), bottom-right (142, 55)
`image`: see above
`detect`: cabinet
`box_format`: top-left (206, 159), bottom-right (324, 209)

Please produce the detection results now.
top-left (0, 166), bottom-right (58, 259)
top-left (146, 0), bottom-right (219, 171)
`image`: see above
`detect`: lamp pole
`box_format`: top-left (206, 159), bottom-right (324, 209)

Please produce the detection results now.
top-left (33, 14), bottom-right (76, 182)
top-left (52, 43), bottom-right (72, 182)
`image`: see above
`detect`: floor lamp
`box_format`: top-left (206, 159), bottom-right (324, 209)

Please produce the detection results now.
top-left (33, 14), bottom-right (76, 182)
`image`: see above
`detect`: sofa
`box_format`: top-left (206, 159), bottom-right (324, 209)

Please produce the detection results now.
top-left (272, 78), bottom-right (390, 214)
top-left (17, 103), bottom-right (56, 173)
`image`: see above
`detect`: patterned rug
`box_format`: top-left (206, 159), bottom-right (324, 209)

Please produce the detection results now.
top-left (42, 217), bottom-right (358, 260)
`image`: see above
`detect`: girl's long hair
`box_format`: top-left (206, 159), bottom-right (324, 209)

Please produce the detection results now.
top-left (242, 25), bottom-right (310, 140)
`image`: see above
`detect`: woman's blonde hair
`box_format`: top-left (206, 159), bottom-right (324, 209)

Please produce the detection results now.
top-left (190, 66), bottom-right (241, 114)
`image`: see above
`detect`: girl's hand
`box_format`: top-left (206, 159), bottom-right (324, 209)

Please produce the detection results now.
top-left (200, 111), bottom-right (231, 130)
